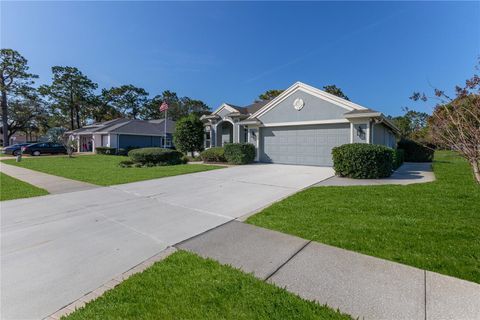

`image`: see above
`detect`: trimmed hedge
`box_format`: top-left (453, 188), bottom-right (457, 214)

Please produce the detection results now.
top-left (332, 143), bottom-right (394, 179)
top-left (128, 148), bottom-right (185, 165)
top-left (200, 147), bottom-right (226, 163)
top-left (393, 148), bottom-right (405, 170)
top-left (397, 139), bottom-right (434, 162)
top-left (95, 147), bottom-right (117, 155)
top-left (224, 143), bottom-right (256, 165)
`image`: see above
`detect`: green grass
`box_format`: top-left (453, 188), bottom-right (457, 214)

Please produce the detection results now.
top-left (4, 155), bottom-right (222, 186)
top-left (0, 172), bottom-right (49, 201)
top-left (248, 151), bottom-right (480, 284)
top-left (65, 251), bottom-right (350, 320)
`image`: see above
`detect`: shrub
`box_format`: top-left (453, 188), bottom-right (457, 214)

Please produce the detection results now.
top-left (224, 143), bottom-right (256, 165)
top-left (128, 147), bottom-right (185, 165)
top-left (116, 148), bottom-right (128, 156)
top-left (393, 148), bottom-right (405, 170)
top-left (96, 147), bottom-right (117, 155)
top-left (118, 160), bottom-right (134, 168)
top-left (200, 147), bottom-right (226, 162)
top-left (332, 143), bottom-right (394, 179)
top-left (397, 139), bottom-right (434, 162)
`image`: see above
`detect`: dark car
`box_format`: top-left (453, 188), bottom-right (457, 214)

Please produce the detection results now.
top-left (2, 143), bottom-right (31, 156)
top-left (22, 142), bottom-right (67, 156)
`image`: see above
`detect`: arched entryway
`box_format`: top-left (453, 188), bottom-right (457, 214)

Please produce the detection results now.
top-left (216, 120), bottom-right (233, 146)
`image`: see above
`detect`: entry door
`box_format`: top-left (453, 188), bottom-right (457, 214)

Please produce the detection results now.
top-left (260, 123), bottom-right (350, 166)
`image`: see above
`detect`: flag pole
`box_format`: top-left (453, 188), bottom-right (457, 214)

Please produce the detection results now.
top-left (164, 108), bottom-right (167, 148)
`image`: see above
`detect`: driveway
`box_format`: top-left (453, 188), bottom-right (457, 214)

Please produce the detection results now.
top-left (1, 164), bottom-right (333, 319)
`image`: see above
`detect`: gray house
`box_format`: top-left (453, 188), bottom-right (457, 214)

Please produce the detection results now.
top-left (201, 82), bottom-right (399, 166)
top-left (67, 118), bottom-right (175, 152)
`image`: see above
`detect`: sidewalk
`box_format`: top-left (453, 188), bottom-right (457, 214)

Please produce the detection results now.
top-left (316, 162), bottom-right (435, 186)
top-left (0, 162), bottom-right (98, 194)
top-left (178, 221), bottom-right (479, 320)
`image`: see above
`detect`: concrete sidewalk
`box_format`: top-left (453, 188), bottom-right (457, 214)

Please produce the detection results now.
top-left (316, 162), bottom-right (435, 186)
top-left (178, 221), bottom-right (480, 320)
top-left (0, 162), bottom-right (98, 194)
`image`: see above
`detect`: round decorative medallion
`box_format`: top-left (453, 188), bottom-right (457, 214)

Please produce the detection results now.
top-left (293, 98), bottom-right (304, 111)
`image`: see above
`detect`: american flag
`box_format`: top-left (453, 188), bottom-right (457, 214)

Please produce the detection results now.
top-left (159, 101), bottom-right (169, 112)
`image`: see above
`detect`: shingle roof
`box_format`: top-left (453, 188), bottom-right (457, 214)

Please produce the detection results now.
top-left (68, 118), bottom-right (175, 135)
top-left (222, 100), bottom-right (272, 116)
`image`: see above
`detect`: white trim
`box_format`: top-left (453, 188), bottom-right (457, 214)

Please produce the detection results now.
top-left (350, 123), bottom-right (354, 143)
top-left (344, 112), bottom-right (381, 119)
top-left (214, 119), bottom-right (234, 147)
top-left (255, 128), bottom-right (259, 161)
top-left (262, 119), bottom-right (349, 127)
top-left (211, 103), bottom-right (238, 115)
top-left (251, 81), bottom-right (367, 120)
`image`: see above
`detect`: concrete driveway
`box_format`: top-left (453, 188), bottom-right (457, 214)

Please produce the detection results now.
top-left (1, 164), bottom-right (333, 319)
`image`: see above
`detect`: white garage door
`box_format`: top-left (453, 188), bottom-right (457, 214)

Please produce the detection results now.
top-left (260, 123), bottom-right (350, 166)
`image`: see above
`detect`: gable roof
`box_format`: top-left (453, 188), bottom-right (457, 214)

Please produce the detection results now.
top-left (250, 82), bottom-right (367, 119)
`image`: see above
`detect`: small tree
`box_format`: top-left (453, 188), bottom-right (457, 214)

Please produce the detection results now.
top-left (411, 65), bottom-right (480, 184)
top-left (46, 126), bottom-right (75, 157)
top-left (173, 114), bottom-right (204, 157)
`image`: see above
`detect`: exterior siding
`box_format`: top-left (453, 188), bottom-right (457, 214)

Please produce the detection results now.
top-left (373, 123), bottom-right (396, 148)
top-left (260, 123), bottom-right (350, 166)
top-left (118, 134), bottom-right (172, 149)
top-left (259, 90), bottom-right (347, 124)
top-left (352, 123), bottom-right (368, 143)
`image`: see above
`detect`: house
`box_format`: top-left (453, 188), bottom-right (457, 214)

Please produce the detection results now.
top-left (67, 118), bottom-right (175, 152)
top-left (201, 82), bottom-right (399, 166)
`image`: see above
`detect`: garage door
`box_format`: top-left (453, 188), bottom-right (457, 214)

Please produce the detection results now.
top-left (260, 123), bottom-right (350, 166)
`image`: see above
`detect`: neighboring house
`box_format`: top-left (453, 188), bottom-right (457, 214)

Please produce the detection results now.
top-left (0, 127), bottom-right (39, 146)
top-left (201, 82), bottom-right (399, 166)
top-left (67, 118), bottom-right (175, 152)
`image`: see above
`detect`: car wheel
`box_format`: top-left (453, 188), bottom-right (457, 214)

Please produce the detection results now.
top-left (12, 150), bottom-right (19, 156)
top-left (32, 151), bottom-right (41, 156)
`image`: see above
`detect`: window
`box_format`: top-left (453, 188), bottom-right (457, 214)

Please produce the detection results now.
top-left (205, 126), bottom-right (211, 148)
top-left (244, 128), bottom-right (248, 143)
top-left (165, 138), bottom-right (172, 147)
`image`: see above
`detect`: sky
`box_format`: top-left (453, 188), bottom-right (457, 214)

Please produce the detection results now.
top-left (1, 1), bottom-right (479, 116)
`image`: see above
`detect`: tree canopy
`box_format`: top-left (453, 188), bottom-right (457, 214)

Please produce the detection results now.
top-left (103, 85), bottom-right (149, 119)
top-left (322, 85), bottom-right (349, 100)
top-left (39, 66), bottom-right (98, 130)
top-left (258, 89), bottom-right (284, 101)
top-left (0, 49), bottom-right (38, 146)
top-left (389, 108), bottom-right (430, 142)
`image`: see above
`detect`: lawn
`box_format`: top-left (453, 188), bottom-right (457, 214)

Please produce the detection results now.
top-left (247, 151), bottom-right (480, 284)
top-left (0, 172), bottom-right (49, 201)
top-left (4, 155), bottom-right (222, 186)
top-left (65, 251), bottom-right (350, 320)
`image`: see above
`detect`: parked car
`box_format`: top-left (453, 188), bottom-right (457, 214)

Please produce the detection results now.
top-left (1, 143), bottom-right (32, 156)
top-left (22, 142), bottom-right (67, 156)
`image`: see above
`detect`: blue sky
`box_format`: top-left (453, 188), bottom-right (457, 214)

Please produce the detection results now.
top-left (1, 1), bottom-right (479, 116)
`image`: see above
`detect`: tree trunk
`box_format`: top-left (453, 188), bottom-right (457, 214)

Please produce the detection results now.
top-left (70, 91), bottom-right (74, 130)
top-left (1, 90), bottom-right (9, 146)
top-left (75, 104), bottom-right (80, 129)
top-left (471, 160), bottom-right (480, 184)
